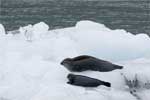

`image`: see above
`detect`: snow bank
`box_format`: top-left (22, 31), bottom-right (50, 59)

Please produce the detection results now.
top-left (72, 20), bottom-right (150, 61)
top-left (32, 22), bottom-right (49, 39)
top-left (50, 20), bottom-right (150, 61)
top-left (19, 22), bottom-right (49, 41)
top-left (0, 24), bottom-right (5, 36)
top-left (0, 20), bottom-right (150, 100)
top-left (120, 58), bottom-right (150, 87)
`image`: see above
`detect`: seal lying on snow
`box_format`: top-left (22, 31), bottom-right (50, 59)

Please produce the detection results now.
top-left (61, 55), bottom-right (123, 72)
top-left (67, 74), bottom-right (111, 87)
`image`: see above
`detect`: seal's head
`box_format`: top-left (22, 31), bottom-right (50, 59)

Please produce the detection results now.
top-left (61, 58), bottom-right (72, 65)
top-left (67, 74), bottom-right (75, 84)
top-left (61, 58), bottom-right (75, 71)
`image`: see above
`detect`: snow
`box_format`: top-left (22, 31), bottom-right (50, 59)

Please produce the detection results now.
top-left (0, 20), bottom-right (150, 100)
top-left (19, 22), bottom-right (49, 41)
top-left (0, 24), bottom-right (6, 36)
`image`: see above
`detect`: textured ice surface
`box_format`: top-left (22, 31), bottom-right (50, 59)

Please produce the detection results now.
top-left (0, 24), bottom-right (6, 36)
top-left (0, 20), bottom-right (150, 100)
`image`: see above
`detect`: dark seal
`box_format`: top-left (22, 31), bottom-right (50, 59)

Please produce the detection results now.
top-left (67, 74), bottom-right (111, 87)
top-left (61, 55), bottom-right (123, 72)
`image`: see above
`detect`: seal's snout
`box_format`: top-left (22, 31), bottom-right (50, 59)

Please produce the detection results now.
top-left (67, 73), bottom-right (74, 79)
top-left (60, 60), bottom-right (67, 65)
top-left (60, 58), bottom-right (72, 65)
top-left (60, 61), bottom-right (64, 65)
top-left (67, 74), bottom-right (74, 84)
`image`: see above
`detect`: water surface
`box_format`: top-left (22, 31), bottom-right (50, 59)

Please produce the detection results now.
top-left (0, 0), bottom-right (150, 35)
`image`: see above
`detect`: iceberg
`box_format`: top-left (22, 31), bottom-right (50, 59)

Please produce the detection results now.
top-left (19, 22), bottom-right (49, 41)
top-left (0, 20), bottom-right (150, 100)
top-left (32, 22), bottom-right (49, 40)
top-left (0, 24), bottom-right (6, 36)
top-left (51, 20), bottom-right (150, 61)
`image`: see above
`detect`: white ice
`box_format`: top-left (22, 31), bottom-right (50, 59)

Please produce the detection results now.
top-left (19, 22), bottom-right (49, 41)
top-left (0, 24), bottom-right (6, 36)
top-left (0, 20), bottom-right (150, 100)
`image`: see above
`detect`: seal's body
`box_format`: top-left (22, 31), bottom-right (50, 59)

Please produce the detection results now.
top-left (67, 74), bottom-right (111, 87)
top-left (61, 55), bottom-right (123, 72)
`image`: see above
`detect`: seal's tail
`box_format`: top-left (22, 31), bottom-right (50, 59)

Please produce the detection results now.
top-left (114, 65), bottom-right (123, 69)
top-left (103, 82), bottom-right (111, 87)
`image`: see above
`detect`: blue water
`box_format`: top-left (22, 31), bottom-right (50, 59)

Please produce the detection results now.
top-left (0, 0), bottom-right (150, 35)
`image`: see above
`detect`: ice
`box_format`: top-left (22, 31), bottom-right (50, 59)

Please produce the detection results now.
top-left (72, 21), bottom-right (150, 61)
top-left (75, 20), bottom-right (110, 32)
top-left (120, 58), bottom-right (150, 85)
top-left (0, 20), bottom-right (150, 100)
top-left (138, 90), bottom-right (150, 100)
top-left (0, 24), bottom-right (6, 36)
top-left (19, 22), bottom-right (49, 41)
top-left (47, 21), bottom-right (150, 61)
top-left (32, 22), bottom-right (49, 40)
top-left (19, 24), bottom-right (33, 41)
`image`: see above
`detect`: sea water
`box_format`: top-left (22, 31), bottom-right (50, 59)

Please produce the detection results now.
top-left (0, 0), bottom-right (150, 35)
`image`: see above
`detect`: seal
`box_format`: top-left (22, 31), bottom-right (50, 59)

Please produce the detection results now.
top-left (61, 55), bottom-right (123, 72)
top-left (67, 74), bottom-right (111, 87)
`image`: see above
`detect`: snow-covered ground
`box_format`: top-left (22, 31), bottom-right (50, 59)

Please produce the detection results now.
top-left (0, 20), bottom-right (150, 100)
